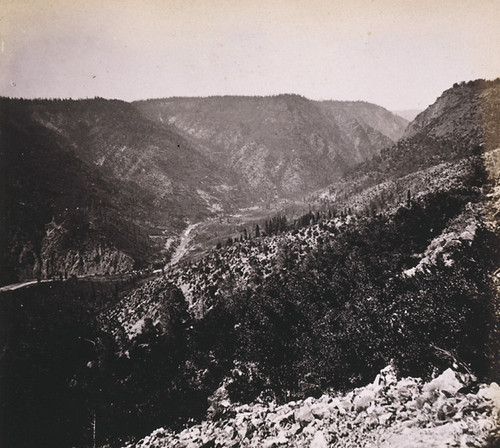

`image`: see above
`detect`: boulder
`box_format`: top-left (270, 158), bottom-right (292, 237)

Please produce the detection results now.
top-left (478, 382), bottom-right (500, 409)
top-left (354, 389), bottom-right (376, 411)
top-left (294, 405), bottom-right (315, 425)
top-left (311, 403), bottom-right (331, 419)
top-left (423, 368), bottom-right (462, 396)
top-left (310, 431), bottom-right (328, 448)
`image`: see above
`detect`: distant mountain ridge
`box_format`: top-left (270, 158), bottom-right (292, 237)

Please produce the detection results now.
top-left (317, 100), bottom-right (408, 141)
top-left (341, 78), bottom-right (500, 194)
top-left (0, 95), bottom-right (406, 284)
top-left (133, 95), bottom-right (407, 199)
top-left (5, 76), bottom-right (500, 286)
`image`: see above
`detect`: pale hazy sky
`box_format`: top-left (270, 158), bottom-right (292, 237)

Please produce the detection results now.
top-left (1, 0), bottom-right (499, 110)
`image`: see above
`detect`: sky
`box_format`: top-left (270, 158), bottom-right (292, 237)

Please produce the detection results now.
top-left (1, 0), bottom-right (500, 110)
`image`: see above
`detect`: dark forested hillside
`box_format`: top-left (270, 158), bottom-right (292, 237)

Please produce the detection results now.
top-left (0, 98), bottom-right (240, 284)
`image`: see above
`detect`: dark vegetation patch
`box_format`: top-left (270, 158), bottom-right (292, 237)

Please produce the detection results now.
top-left (0, 278), bottom-right (141, 448)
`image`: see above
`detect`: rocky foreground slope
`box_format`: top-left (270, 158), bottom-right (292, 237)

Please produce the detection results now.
top-left (126, 366), bottom-right (500, 448)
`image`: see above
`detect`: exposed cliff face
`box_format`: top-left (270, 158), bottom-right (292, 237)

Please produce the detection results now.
top-left (40, 219), bottom-right (134, 278)
top-left (41, 244), bottom-right (134, 279)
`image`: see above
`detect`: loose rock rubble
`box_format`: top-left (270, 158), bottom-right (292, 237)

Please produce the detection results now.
top-left (124, 366), bottom-right (500, 448)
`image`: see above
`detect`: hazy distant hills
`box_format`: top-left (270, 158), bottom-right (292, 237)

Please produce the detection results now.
top-left (393, 109), bottom-right (422, 122)
top-left (134, 95), bottom-right (407, 198)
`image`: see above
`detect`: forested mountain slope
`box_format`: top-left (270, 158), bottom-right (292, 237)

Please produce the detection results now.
top-left (0, 96), bottom-right (405, 285)
top-left (0, 98), bottom-right (238, 284)
top-left (316, 78), bottom-right (500, 215)
top-left (405, 78), bottom-right (500, 147)
top-left (317, 100), bottom-right (408, 142)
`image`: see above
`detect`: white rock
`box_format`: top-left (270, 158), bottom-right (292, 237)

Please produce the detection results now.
top-left (354, 389), bottom-right (376, 410)
top-left (237, 423), bottom-right (249, 439)
top-left (478, 417), bottom-right (495, 431)
top-left (294, 405), bottom-right (315, 425)
top-left (379, 365), bottom-right (398, 386)
top-left (366, 403), bottom-right (376, 414)
top-left (336, 399), bottom-right (352, 414)
top-left (309, 431), bottom-right (328, 448)
top-left (379, 412), bottom-right (393, 425)
top-left (396, 378), bottom-right (418, 399)
top-left (423, 368), bottom-right (462, 396)
top-left (311, 403), bottom-right (330, 419)
top-left (263, 433), bottom-right (288, 447)
top-left (303, 423), bottom-right (317, 435)
top-left (276, 431), bottom-right (289, 444)
top-left (478, 382), bottom-right (500, 410)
